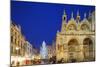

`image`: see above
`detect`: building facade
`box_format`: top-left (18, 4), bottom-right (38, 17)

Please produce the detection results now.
top-left (25, 41), bottom-right (33, 57)
top-left (47, 45), bottom-right (53, 59)
top-left (11, 23), bottom-right (26, 57)
top-left (47, 42), bottom-right (56, 59)
top-left (56, 10), bottom-right (95, 63)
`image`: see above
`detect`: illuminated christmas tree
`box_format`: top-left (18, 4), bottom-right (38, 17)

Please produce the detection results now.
top-left (40, 41), bottom-right (48, 59)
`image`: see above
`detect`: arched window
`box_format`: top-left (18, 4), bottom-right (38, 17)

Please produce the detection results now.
top-left (11, 35), bottom-right (13, 43)
top-left (64, 16), bottom-right (66, 20)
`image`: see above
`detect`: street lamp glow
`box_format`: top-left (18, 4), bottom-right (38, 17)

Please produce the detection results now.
top-left (16, 47), bottom-right (19, 50)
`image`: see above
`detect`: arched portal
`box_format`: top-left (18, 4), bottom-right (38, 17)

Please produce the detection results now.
top-left (68, 39), bottom-right (79, 62)
top-left (83, 38), bottom-right (94, 61)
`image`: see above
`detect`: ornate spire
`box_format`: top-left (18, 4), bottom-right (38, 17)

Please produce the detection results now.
top-left (63, 9), bottom-right (66, 15)
top-left (89, 11), bottom-right (92, 18)
top-left (71, 12), bottom-right (74, 19)
top-left (61, 9), bottom-right (67, 32)
top-left (84, 13), bottom-right (87, 19)
top-left (76, 10), bottom-right (80, 23)
top-left (62, 9), bottom-right (67, 21)
top-left (77, 10), bottom-right (79, 16)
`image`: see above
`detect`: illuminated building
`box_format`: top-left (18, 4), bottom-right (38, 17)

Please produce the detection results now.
top-left (11, 23), bottom-right (26, 57)
top-left (56, 10), bottom-right (95, 62)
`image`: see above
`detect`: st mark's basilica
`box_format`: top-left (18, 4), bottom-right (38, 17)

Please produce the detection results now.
top-left (56, 10), bottom-right (95, 63)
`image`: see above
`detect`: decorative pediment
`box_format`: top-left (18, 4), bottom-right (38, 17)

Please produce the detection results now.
top-left (66, 12), bottom-right (77, 31)
top-left (79, 13), bottom-right (90, 31)
top-left (67, 19), bottom-right (77, 31)
top-left (80, 19), bottom-right (90, 31)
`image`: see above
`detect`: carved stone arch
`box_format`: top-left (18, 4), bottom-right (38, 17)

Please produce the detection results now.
top-left (83, 36), bottom-right (95, 61)
top-left (67, 38), bottom-right (79, 62)
top-left (67, 36), bottom-right (80, 45)
top-left (82, 36), bottom-right (94, 47)
top-left (67, 38), bottom-right (79, 51)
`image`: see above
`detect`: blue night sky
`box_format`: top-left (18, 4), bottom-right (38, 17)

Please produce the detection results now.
top-left (11, 1), bottom-right (95, 49)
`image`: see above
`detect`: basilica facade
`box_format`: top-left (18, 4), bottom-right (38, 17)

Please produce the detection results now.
top-left (56, 10), bottom-right (95, 63)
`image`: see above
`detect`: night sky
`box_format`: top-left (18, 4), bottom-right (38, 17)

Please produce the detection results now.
top-left (11, 1), bottom-right (95, 49)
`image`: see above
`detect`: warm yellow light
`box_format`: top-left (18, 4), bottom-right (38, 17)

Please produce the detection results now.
top-left (16, 47), bottom-right (19, 50)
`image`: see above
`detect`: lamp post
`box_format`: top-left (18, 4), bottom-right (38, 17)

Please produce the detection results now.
top-left (15, 47), bottom-right (20, 66)
top-left (16, 47), bottom-right (20, 56)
